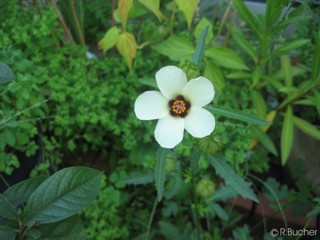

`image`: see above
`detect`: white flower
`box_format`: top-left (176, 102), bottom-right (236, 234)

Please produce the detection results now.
top-left (134, 66), bottom-right (216, 148)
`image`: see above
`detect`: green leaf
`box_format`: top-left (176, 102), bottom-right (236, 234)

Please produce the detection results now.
top-left (280, 55), bottom-right (292, 87)
top-left (165, 174), bottom-right (182, 200)
top-left (208, 155), bottom-right (259, 203)
top-left (25, 229), bottom-right (41, 240)
top-left (252, 91), bottom-right (266, 119)
top-left (265, 0), bottom-right (288, 28)
top-left (100, 26), bottom-right (119, 53)
top-left (205, 105), bottom-right (271, 126)
top-left (175, 0), bottom-right (198, 28)
top-left (210, 203), bottom-right (228, 221)
top-left (262, 177), bottom-right (288, 202)
top-left (24, 167), bottom-right (103, 225)
top-left (204, 61), bottom-right (225, 92)
top-left (0, 226), bottom-right (16, 240)
top-left (3, 128), bottom-right (16, 147)
top-left (226, 71), bottom-right (251, 79)
top-left (139, 0), bottom-right (164, 21)
top-left (152, 35), bottom-right (194, 61)
top-left (232, 28), bottom-right (257, 63)
top-left (155, 148), bottom-right (169, 202)
top-left (159, 221), bottom-right (181, 240)
top-left (138, 77), bottom-right (157, 88)
top-left (232, 0), bottom-right (262, 38)
top-left (281, 106), bottom-right (294, 165)
top-left (307, 206), bottom-right (320, 218)
top-left (120, 171), bottom-right (155, 185)
top-left (192, 25), bottom-right (209, 68)
top-left (194, 18), bottom-right (213, 44)
top-left (251, 126), bottom-right (278, 156)
top-left (3, 176), bottom-right (48, 206)
top-left (118, 0), bottom-right (133, 30)
top-left (38, 215), bottom-right (86, 240)
top-left (312, 31), bottom-right (320, 82)
top-left (0, 62), bottom-right (15, 84)
top-left (207, 185), bottom-right (237, 202)
top-left (116, 32), bottom-right (137, 69)
top-left (205, 47), bottom-right (248, 70)
top-left (0, 193), bottom-right (18, 220)
top-left (293, 116), bottom-right (320, 140)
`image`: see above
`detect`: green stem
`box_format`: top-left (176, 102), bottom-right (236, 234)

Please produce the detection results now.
top-left (70, 0), bottom-right (85, 45)
top-left (0, 174), bottom-right (10, 189)
top-left (145, 197), bottom-right (158, 240)
top-left (191, 179), bottom-right (200, 239)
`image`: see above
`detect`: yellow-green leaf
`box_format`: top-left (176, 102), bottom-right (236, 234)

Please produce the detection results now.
top-left (251, 126), bottom-right (278, 156)
top-left (252, 91), bottom-right (266, 119)
top-left (139, 0), bottom-right (164, 21)
top-left (293, 116), bottom-right (320, 140)
top-left (175, 0), bottom-right (198, 29)
top-left (194, 18), bottom-right (213, 44)
top-left (281, 106), bottom-right (294, 165)
top-left (99, 27), bottom-right (120, 53)
top-left (116, 32), bottom-right (137, 69)
top-left (118, 0), bottom-right (133, 30)
top-left (280, 55), bottom-right (292, 87)
top-left (204, 61), bottom-right (224, 92)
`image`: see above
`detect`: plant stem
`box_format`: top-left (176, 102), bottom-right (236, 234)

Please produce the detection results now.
top-left (145, 197), bottom-right (158, 240)
top-left (70, 0), bottom-right (85, 45)
top-left (0, 174), bottom-right (10, 188)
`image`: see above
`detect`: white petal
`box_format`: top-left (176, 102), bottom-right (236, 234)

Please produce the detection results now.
top-left (155, 66), bottom-right (187, 99)
top-left (154, 116), bottom-right (185, 148)
top-left (134, 91), bottom-right (169, 120)
top-left (185, 107), bottom-right (215, 138)
top-left (182, 77), bottom-right (215, 107)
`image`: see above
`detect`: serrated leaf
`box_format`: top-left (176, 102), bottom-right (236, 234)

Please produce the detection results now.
top-left (232, 0), bottom-right (262, 38)
top-left (155, 148), bottom-right (169, 202)
top-left (207, 185), bottom-right (238, 202)
top-left (205, 47), bottom-right (248, 70)
top-left (118, 0), bottom-right (133, 30)
top-left (116, 32), bottom-right (137, 69)
top-left (0, 226), bottom-right (16, 240)
top-left (99, 26), bottom-right (119, 53)
top-left (139, 0), bottom-right (164, 21)
top-left (281, 106), bottom-right (294, 165)
top-left (3, 176), bottom-right (48, 206)
top-left (251, 126), bottom-right (278, 156)
top-left (159, 221), bottom-right (181, 240)
top-left (204, 61), bottom-right (225, 92)
top-left (38, 215), bottom-right (86, 240)
top-left (232, 28), bottom-right (257, 63)
top-left (120, 172), bottom-right (155, 185)
top-left (175, 0), bottom-right (198, 29)
top-left (24, 167), bottom-right (103, 225)
top-left (194, 18), bottom-right (213, 44)
top-left (0, 194), bottom-right (18, 220)
top-left (205, 105), bottom-right (271, 126)
top-left (192, 26), bottom-right (208, 68)
top-left (208, 155), bottom-right (259, 203)
top-left (210, 203), bottom-right (228, 221)
top-left (312, 31), bottom-right (320, 82)
top-left (280, 55), bottom-right (292, 87)
top-left (263, 177), bottom-right (289, 202)
top-left (0, 62), bottom-right (15, 83)
top-left (293, 116), bottom-right (320, 140)
top-left (152, 35), bottom-right (194, 61)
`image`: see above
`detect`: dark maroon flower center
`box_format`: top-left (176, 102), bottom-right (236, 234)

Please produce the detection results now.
top-left (168, 95), bottom-right (191, 118)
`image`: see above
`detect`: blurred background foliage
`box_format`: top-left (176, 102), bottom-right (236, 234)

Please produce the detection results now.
top-left (0, 0), bottom-right (319, 239)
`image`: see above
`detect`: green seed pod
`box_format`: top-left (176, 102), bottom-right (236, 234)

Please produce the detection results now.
top-left (198, 132), bottom-right (224, 154)
top-left (166, 152), bottom-right (176, 173)
top-left (179, 60), bottom-right (200, 80)
top-left (195, 179), bottom-right (216, 198)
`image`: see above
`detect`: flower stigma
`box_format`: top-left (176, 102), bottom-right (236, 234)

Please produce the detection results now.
top-left (169, 95), bottom-right (191, 117)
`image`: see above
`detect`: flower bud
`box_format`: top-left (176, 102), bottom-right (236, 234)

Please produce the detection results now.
top-left (198, 132), bottom-right (223, 154)
top-left (179, 60), bottom-right (200, 80)
top-left (196, 179), bottom-right (216, 198)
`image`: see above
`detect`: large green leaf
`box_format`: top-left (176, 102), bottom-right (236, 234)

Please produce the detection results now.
top-left (38, 215), bottom-right (86, 240)
top-left (232, 0), bottom-right (262, 38)
top-left (155, 148), bottom-right (169, 202)
top-left (251, 126), bottom-right (278, 156)
top-left (3, 176), bottom-right (48, 206)
top-left (0, 194), bottom-right (18, 220)
top-left (152, 35), bottom-right (194, 61)
top-left (312, 31), bottom-right (320, 82)
top-left (281, 106), bottom-right (294, 165)
top-left (205, 105), bottom-right (271, 126)
top-left (0, 226), bottom-right (16, 240)
top-left (24, 167), bottom-right (103, 225)
top-left (205, 47), bottom-right (248, 70)
top-left (293, 116), bottom-right (320, 140)
top-left (208, 155), bottom-right (259, 203)
top-left (0, 62), bottom-right (15, 84)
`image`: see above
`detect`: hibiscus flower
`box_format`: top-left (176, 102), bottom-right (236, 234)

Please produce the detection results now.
top-left (134, 65), bottom-right (216, 148)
